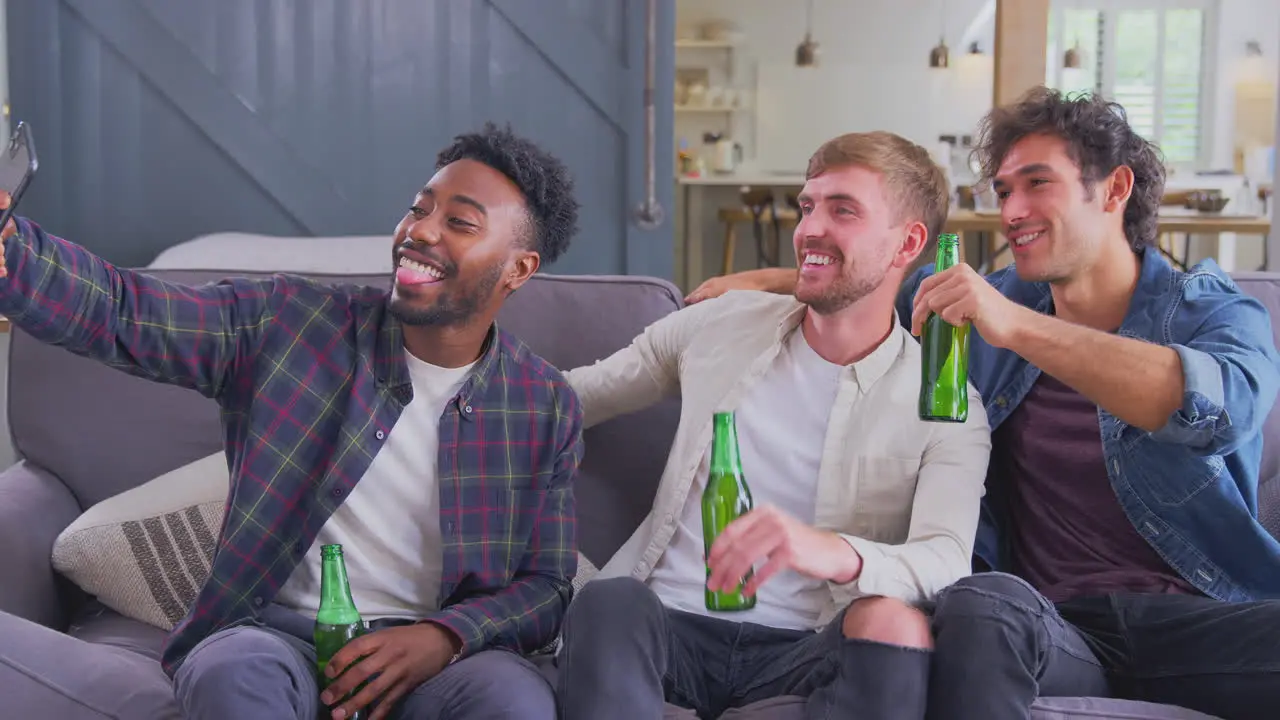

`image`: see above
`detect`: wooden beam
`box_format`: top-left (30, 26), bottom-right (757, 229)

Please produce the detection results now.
top-left (993, 0), bottom-right (1050, 107)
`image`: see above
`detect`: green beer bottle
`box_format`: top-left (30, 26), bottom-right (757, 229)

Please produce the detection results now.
top-left (314, 544), bottom-right (369, 720)
top-left (919, 233), bottom-right (970, 423)
top-left (703, 411), bottom-right (756, 611)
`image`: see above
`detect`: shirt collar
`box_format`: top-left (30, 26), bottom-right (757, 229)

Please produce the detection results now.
top-left (773, 300), bottom-right (907, 391)
top-left (375, 303), bottom-right (505, 408)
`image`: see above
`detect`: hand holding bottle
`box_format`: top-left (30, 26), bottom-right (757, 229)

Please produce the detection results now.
top-left (319, 622), bottom-right (462, 720)
top-left (910, 261), bottom-right (1032, 349)
top-left (706, 503), bottom-right (863, 597)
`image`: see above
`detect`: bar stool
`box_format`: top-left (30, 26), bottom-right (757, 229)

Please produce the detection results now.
top-left (716, 188), bottom-right (799, 275)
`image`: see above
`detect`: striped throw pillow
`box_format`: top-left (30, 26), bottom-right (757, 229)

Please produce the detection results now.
top-left (52, 453), bottom-right (228, 630)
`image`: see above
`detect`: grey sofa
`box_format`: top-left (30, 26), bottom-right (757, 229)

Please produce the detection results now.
top-left (4, 267), bottom-right (1275, 719)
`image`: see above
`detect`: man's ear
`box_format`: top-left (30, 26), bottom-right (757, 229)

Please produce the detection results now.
top-left (1103, 165), bottom-right (1135, 213)
top-left (506, 250), bottom-right (541, 293)
top-left (895, 221), bottom-right (930, 269)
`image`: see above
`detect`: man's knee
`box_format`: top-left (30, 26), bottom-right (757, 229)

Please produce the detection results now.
top-left (174, 625), bottom-right (312, 704)
top-left (841, 596), bottom-right (933, 649)
top-left (566, 576), bottom-right (664, 631)
top-left (400, 651), bottom-right (553, 719)
top-left (932, 572), bottom-right (1053, 625)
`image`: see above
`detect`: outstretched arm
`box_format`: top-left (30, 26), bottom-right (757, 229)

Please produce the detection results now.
top-left (0, 208), bottom-right (282, 399)
top-left (564, 296), bottom-right (722, 428)
top-left (912, 263), bottom-right (1280, 452)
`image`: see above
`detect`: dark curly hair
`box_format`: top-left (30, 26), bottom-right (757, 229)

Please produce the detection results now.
top-left (973, 86), bottom-right (1166, 253)
top-left (435, 122), bottom-right (580, 264)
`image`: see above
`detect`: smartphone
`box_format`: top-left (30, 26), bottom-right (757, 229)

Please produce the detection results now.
top-left (0, 121), bottom-right (38, 233)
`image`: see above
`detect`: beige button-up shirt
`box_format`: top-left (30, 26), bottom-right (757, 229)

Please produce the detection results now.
top-left (564, 290), bottom-right (991, 625)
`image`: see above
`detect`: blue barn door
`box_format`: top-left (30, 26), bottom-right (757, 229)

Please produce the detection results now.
top-left (6, 0), bottom-right (675, 278)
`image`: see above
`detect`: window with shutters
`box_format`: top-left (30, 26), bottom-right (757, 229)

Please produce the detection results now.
top-left (1045, 0), bottom-right (1216, 169)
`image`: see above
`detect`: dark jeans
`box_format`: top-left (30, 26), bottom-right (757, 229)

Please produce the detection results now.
top-left (555, 577), bottom-right (932, 720)
top-left (927, 572), bottom-right (1280, 720)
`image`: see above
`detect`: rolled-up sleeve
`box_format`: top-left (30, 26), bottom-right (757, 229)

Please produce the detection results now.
top-left (1151, 275), bottom-right (1280, 456)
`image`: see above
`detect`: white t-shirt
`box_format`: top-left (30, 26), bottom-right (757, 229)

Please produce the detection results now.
top-left (275, 349), bottom-right (476, 620)
top-left (645, 327), bottom-right (843, 630)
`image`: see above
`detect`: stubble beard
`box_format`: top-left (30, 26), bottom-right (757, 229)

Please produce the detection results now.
top-left (797, 261), bottom-right (891, 316)
top-left (388, 262), bottom-right (504, 328)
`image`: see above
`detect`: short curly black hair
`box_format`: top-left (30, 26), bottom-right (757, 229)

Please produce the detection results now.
top-left (974, 87), bottom-right (1166, 253)
top-left (435, 122), bottom-right (579, 264)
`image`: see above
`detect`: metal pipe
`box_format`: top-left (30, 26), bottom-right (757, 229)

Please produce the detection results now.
top-left (633, 0), bottom-right (664, 230)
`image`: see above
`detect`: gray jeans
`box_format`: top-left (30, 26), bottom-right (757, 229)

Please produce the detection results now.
top-left (555, 577), bottom-right (932, 720)
top-left (173, 605), bottom-right (554, 720)
top-left (927, 572), bottom-right (1280, 720)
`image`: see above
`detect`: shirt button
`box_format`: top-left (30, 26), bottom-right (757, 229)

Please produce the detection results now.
top-left (996, 396), bottom-right (1008, 407)
top-left (464, 405), bottom-right (473, 414)
top-left (253, 596), bottom-right (264, 607)
top-left (332, 487), bottom-right (344, 498)
top-left (375, 430), bottom-right (385, 440)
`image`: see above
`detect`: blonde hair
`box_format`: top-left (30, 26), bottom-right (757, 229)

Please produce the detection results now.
top-left (806, 131), bottom-right (951, 246)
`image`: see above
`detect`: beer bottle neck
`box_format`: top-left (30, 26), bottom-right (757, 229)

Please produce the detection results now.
top-left (935, 238), bottom-right (960, 272)
top-left (318, 552), bottom-right (361, 624)
top-left (710, 412), bottom-right (744, 475)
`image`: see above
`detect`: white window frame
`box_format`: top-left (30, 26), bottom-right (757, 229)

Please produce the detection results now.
top-left (1047, 0), bottom-right (1219, 171)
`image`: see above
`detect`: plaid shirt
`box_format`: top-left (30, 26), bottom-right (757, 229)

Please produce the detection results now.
top-left (0, 218), bottom-right (582, 676)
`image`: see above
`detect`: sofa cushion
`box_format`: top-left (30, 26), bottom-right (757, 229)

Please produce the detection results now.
top-left (0, 607), bottom-right (179, 720)
top-left (51, 453), bottom-right (227, 630)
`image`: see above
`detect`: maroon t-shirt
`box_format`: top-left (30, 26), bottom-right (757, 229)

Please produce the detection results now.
top-left (995, 373), bottom-right (1200, 602)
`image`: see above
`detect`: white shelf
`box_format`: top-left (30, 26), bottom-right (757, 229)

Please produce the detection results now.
top-left (675, 105), bottom-right (742, 113)
top-left (676, 39), bottom-right (736, 49)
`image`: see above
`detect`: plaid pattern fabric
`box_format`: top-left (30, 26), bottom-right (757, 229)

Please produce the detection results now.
top-left (0, 218), bottom-right (582, 676)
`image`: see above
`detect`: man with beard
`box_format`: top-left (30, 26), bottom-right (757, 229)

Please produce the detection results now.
top-left (554, 131), bottom-right (992, 720)
top-left (0, 123), bottom-right (582, 720)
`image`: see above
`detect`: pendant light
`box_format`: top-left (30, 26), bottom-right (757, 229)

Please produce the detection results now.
top-left (795, 0), bottom-right (819, 67)
top-left (929, 0), bottom-right (948, 68)
top-left (1063, 1), bottom-right (1083, 69)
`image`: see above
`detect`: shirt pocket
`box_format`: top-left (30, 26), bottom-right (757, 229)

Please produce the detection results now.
top-left (853, 455), bottom-right (922, 543)
top-left (479, 485), bottom-right (541, 571)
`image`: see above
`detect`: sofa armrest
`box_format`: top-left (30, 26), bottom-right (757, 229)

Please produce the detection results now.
top-left (0, 460), bottom-right (83, 629)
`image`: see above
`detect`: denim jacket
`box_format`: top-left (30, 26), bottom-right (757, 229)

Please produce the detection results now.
top-left (897, 249), bottom-right (1280, 602)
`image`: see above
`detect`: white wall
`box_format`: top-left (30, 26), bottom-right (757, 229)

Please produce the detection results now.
top-left (676, 0), bottom-right (996, 170)
top-left (679, 0), bottom-right (1277, 171)
top-left (1209, 0), bottom-right (1280, 170)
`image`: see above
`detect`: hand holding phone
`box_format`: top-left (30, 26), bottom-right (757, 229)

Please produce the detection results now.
top-left (0, 191), bottom-right (16, 278)
top-left (0, 121), bottom-right (39, 279)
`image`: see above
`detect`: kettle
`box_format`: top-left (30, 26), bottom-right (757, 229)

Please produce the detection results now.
top-left (707, 133), bottom-right (743, 174)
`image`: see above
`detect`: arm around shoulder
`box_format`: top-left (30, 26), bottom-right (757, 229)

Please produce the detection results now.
top-left (565, 296), bottom-right (721, 428)
top-left (833, 386), bottom-right (991, 607)
top-left (1152, 274), bottom-right (1280, 456)
top-left (0, 217), bottom-right (286, 399)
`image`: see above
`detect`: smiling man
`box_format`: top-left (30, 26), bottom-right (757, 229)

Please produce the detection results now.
top-left (0, 123), bottom-right (583, 720)
top-left (555, 131), bottom-right (991, 720)
top-left (686, 87), bottom-right (1280, 720)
